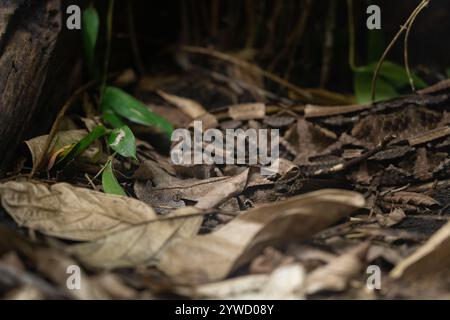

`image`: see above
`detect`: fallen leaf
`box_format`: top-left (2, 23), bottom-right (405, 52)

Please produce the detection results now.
top-left (0, 181), bottom-right (157, 241)
top-left (249, 247), bottom-right (294, 274)
top-left (382, 191), bottom-right (440, 208)
top-left (186, 264), bottom-right (305, 300)
top-left (135, 169), bottom-right (249, 213)
top-left (195, 169), bottom-right (249, 209)
top-left (228, 103), bottom-right (266, 120)
top-left (390, 221), bottom-right (450, 279)
top-left (157, 90), bottom-right (207, 119)
top-left (304, 242), bottom-right (370, 295)
top-left (157, 189), bottom-right (365, 284)
top-left (376, 208), bottom-right (406, 227)
top-left (25, 130), bottom-right (101, 168)
top-left (69, 206), bottom-right (203, 269)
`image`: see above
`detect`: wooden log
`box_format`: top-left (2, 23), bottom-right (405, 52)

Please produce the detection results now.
top-left (0, 0), bottom-right (78, 176)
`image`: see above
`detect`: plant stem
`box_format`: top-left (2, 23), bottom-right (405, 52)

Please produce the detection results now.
top-left (371, 0), bottom-right (430, 102)
top-left (404, 0), bottom-right (430, 92)
top-left (347, 0), bottom-right (357, 71)
top-left (101, 0), bottom-right (115, 100)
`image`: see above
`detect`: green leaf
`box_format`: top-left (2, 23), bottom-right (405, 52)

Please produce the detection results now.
top-left (356, 61), bottom-right (427, 89)
top-left (101, 86), bottom-right (173, 137)
top-left (354, 72), bottom-right (398, 104)
top-left (102, 109), bottom-right (126, 128)
top-left (82, 5), bottom-right (99, 74)
top-left (108, 125), bottom-right (137, 159)
top-left (446, 68), bottom-right (450, 78)
top-left (56, 125), bottom-right (107, 166)
top-left (102, 160), bottom-right (126, 196)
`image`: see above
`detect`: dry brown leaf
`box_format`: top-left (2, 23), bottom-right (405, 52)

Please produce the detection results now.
top-left (408, 126), bottom-right (450, 146)
top-left (25, 129), bottom-right (102, 168)
top-left (228, 103), bottom-right (266, 120)
top-left (249, 247), bottom-right (294, 274)
top-left (414, 148), bottom-right (432, 181)
top-left (4, 285), bottom-right (45, 300)
top-left (0, 181), bottom-right (157, 241)
top-left (32, 249), bottom-right (111, 299)
top-left (135, 169), bottom-right (249, 212)
top-left (195, 169), bottom-right (249, 210)
top-left (304, 242), bottom-right (370, 295)
top-left (189, 112), bottom-right (219, 130)
top-left (156, 90), bottom-right (207, 119)
top-left (376, 208), bottom-right (406, 227)
top-left (185, 264), bottom-right (305, 300)
top-left (157, 189), bottom-right (365, 285)
top-left (69, 206), bottom-right (203, 269)
top-left (390, 221), bottom-right (450, 279)
top-left (156, 90), bottom-right (218, 128)
top-left (383, 191), bottom-right (440, 207)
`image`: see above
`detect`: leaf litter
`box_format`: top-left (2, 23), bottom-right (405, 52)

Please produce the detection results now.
top-left (2, 53), bottom-right (450, 300)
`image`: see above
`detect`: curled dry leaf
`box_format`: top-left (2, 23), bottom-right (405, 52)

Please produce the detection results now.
top-left (390, 221), bottom-right (450, 280)
top-left (304, 242), bottom-right (370, 295)
top-left (69, 206), bottom-right (203, 269)
top-left (0, 181), bottom-right (157, 241)
top-left (382, 191), bottom-right (440, 208)
top-left (157, 189), bottom-right (365, 285)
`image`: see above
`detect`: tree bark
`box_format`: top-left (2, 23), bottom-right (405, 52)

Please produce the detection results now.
top-left (0, 0), bottom-right (78, 176)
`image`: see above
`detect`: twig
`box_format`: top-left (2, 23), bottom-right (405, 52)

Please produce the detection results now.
top-left (313, 134), bottom-right (396, 175)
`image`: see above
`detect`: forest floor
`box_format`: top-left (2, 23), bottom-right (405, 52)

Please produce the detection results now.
top-left (1, 55), bottom-right (450, 300)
